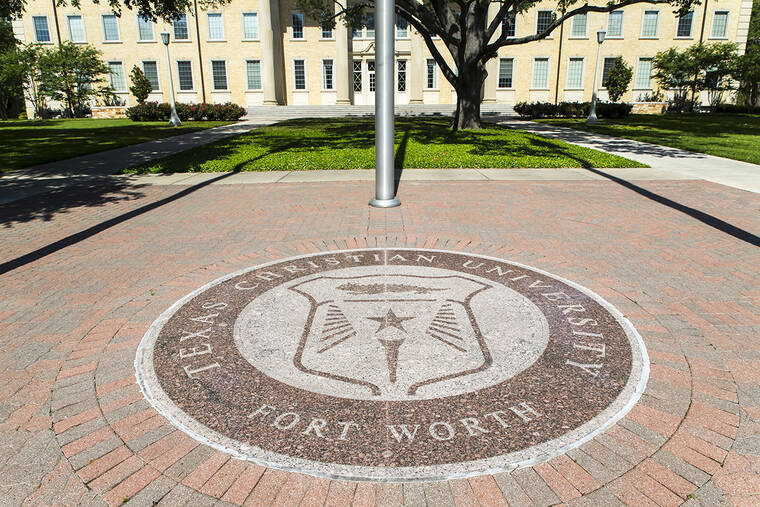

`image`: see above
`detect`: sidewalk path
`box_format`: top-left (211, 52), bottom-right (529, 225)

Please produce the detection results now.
top-left (0, 120), bottom-right (274, 205)
top-left (506, 120), bottom-right (760, 194)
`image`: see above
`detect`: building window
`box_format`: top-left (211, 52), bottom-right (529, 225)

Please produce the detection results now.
top-left (207, 13), bottom-right (224, 41)
top-left (177, 60), bottom-right (193, 90)
top-left (353, 60), bottom-right (362, 91)
top-left (635, 58), bottom-right (653, 89)
top-left (137, 15), bottom-right (154, 41)
top-left (67, 15), bottom-right (85, 43)
top-left (426, 58), bottom-right (437, 89)
top-left (32, 16), bottom-right (51, 42)
top-left (211, 60), bottom-right (227, 90)
top-left (352, 23), bottom-right (362, 38)
top-left (321, 59), bottom-right (334, 90)
top-left (292, 13), bottom-right (304, 39)
top-left (536, 10), bottom-right (553, 34)
top-left (108, 61), bottom-right (126, 91)
top-left (711, 11), bottom-right (728, 38)
top-left (502, 16), bottom-right (516, 37)
top-left (571, 13), bottom-right (587, 37)
top-left (397, 60), bottom-right (407, 91)
top-left (368, 60), bottom-right (376, 91)
top-left (532, 58), bottom-right (549, 88)
top-left (396, 15), bottom-right (408, 38)
top-left (641, 11), bottom-right (659, 38)
top-left (294, 59), bottom-right (306, 90)
top-left (602, 57), bottom-right (617, 87)
top-left (173, 14), bottom-right (189, 40)
top-left (142, 61), bottom-right (159, 90)
top-left (366, 12), bottom-right (375, 38)
top-left (498, 58), bottom-right (513, 88)
top-left (676, 11), bottom-right (693, 37)
top-left (243, 13), bottom-right (259, 40)
top-left (321, 20), bottom-right (332, 38)
top-left (246, 60), bottom-right (261, 90)
top-left (607, 11), bottom-right (623, 37)
top-left (566, 57), bottom-right (584, 89)
top-left (102, 14), bottom-right (120, 41)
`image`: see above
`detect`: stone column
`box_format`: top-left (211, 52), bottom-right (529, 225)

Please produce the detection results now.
top-left (260, 0), bottom-right (279, 105)
top-left (409, 28), bottom-right (423, 104)
top-left (335, 3), bottom-right (351, 104)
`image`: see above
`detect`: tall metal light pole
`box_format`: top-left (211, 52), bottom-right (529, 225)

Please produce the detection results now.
top-left (161, 32), bottom-right (182, 127)
top-left (369, 0), bottom-right (400, 207)
top-left (586, 29), bottom-right (606, 124)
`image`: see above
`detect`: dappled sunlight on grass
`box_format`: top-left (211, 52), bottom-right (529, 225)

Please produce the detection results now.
top-left (128, 117), bottom-right (642, 174)
top-left (538, 113), bottom-right (760, 165)
top-left (0, 118), bottom-right (232, 172)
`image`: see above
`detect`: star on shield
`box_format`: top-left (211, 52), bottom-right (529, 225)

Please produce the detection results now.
top-left (366, 308), bottom-right (415, 333)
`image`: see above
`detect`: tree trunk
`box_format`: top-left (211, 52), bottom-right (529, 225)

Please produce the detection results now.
top-left (452, 68), bottom-right (485, 130)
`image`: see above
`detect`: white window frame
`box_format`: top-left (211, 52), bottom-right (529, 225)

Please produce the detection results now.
top-left (569, 13), bottom-right (587, 38)
top-left (675, 10), bottom-right (694, 39)
top-left (397, 59), bottom-right (407, 92)
top-left (425, 58), bottom-right (438, 89)
top-left (141, 60), bottom-right (160, 91)
top-left (210, 59), bottom-right (229, 91)
top-left (322, 59), bottom-right (334, 90)
top-left (606, 10), bottom-right (624, 38)
top-left (502, 15), bottom-right (517, 38)
top-left (634, 57), bottom-right (653, 90)
top-left (531, 57), bottom-right (550, 90)
top-left (321, 20), bottom-right (333, 39)
top-left (242, 12), bottom-right (259, 41)
top-left (710, 10), bottom-right (730, 39)
top-left (173, 14), bottom-right (190, 41)
top-left (366, 12), bottom-right (375, 38)
top-left (293, 59), bottom-right (307, 90)
top-left (245, 59), bottom-right (262, 90)
top-left (601, 56), bottom-right (618, 89)
top-left (291, 13), bottom-right (305, 40)
top-left (207, 12), bottom-right (225, 41)
top-left (108, 60), bottom-right (127, 92)
top-left (497, 57), bottom-right (514, 89)
top-left (101, 14), bottom-right (121, 43)
top-left (176, 60), bottom-right (195, 91)
top-left (536, 10), bottom-right (554, 37)
top-left (565, 57), bottom-right (585, 89)
top-left (136, 15), bottom-right (155, 42)
top-left (640, 10), bottom-right (659, 39)
top-left (32, 15), bottom-right (53, 43)
top-left (396, 15), bottom-right (408, 38)
top-left (67, 15), bottom-right (86, 43)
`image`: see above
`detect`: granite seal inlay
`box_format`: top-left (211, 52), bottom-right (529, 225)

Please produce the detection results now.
top-left (135, 249), bottom-right (649, 481)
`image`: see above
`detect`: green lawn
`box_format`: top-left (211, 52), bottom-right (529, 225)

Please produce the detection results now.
top-left (126, 117), bottom-right (643, 174)
top-left (1, 118), bottom-right (233, 172)
top-left (537, 113), bottom-right (760, 165)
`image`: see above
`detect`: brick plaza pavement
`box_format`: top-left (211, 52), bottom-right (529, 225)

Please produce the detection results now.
top-left (1, 175), bottom-right (759, 506)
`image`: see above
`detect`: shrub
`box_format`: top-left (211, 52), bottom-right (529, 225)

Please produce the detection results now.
top-left (604, 57), bottom-right (633, 103)
top-left (514, 101), bottom-right (631, 119)
top-left (711, 103), bottom-right (759, 114)
top-left (18, 111), bottom-right (27, 120)
top-left (129, 65), bottom-right (153, 105)
top-left (126, 102), bottom-right (246, 122)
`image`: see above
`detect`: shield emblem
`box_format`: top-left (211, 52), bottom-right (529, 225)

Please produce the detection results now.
top-left (289, 274), bottom-right (493, 398)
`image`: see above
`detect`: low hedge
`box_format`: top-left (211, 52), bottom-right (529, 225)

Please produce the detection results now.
top-left (711, 103), bottom-right (759, 114)
top-left (514, 101), bottom-right (633, 119)
top-left (126, 101), bottom-right (246, 121)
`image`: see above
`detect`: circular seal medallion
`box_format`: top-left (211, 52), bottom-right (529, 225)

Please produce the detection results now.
top-left (136, 249), bottom-right (648, 481)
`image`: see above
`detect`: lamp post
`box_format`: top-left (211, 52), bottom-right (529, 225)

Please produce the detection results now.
top-left (369, 0), bottom-right (400, 207)
top-left (586, 28), bottom-right (606, 124)
top-left (160, 31), bottom-right (182, 127)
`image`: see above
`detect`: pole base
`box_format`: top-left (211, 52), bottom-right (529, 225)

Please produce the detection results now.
top-left (369, 197), bottom-right (401, 208)
top-left (585, 114), bottom-right (598, 124)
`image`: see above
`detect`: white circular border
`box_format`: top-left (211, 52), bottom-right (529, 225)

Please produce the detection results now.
top-left (135, 248), bottom-right (650, 482)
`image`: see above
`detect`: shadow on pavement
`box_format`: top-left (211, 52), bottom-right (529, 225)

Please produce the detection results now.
top-left (586, 167), bottom-right (760, 248)
top-left (0, 171), bottom-right (238, 275)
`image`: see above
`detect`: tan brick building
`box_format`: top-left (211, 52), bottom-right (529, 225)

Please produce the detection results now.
top-left (13, 0), bottom-right (754, 112)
